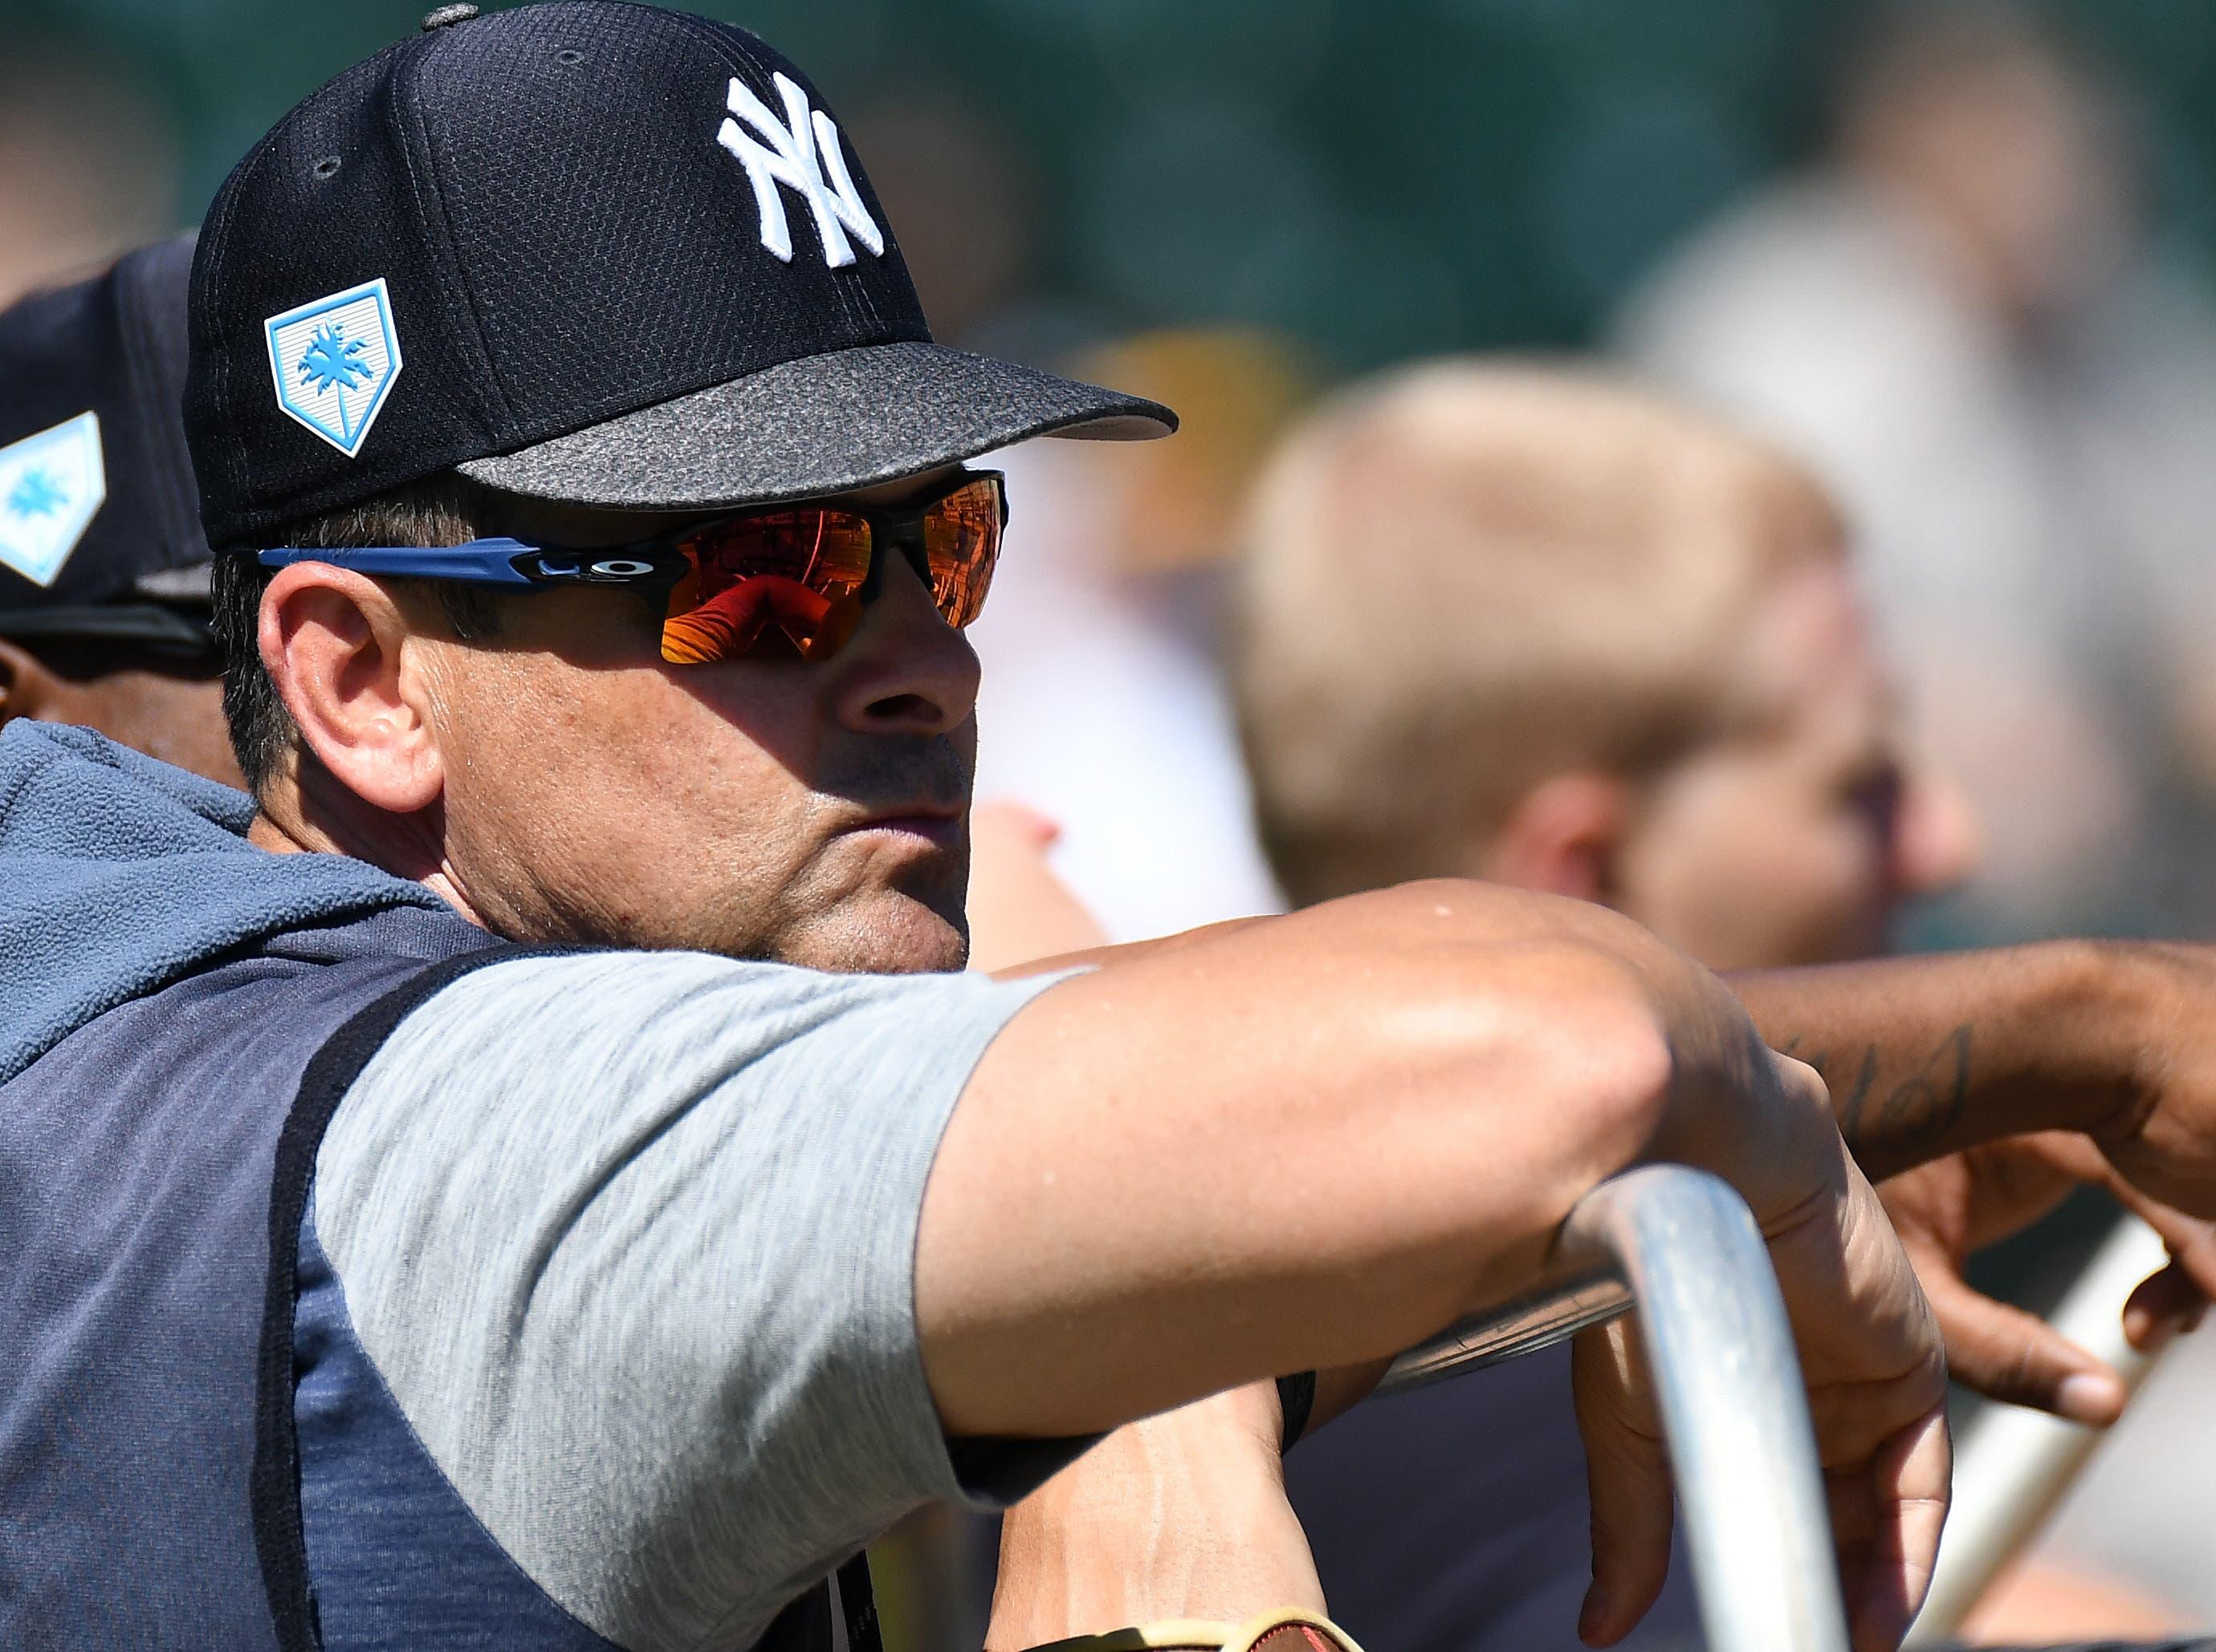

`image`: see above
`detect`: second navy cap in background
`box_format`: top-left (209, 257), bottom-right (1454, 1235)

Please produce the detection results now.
top-left (0, 235), bottom-right (215, 660)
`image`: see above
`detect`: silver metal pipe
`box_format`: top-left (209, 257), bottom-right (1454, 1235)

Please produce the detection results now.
top-left (1904, 1215), bottom-right (2173, 1646)
top-left (1379, 1164), bottom-right (1851, 1652)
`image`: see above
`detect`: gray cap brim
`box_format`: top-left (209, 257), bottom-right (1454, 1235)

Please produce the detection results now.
top-left (456, 340), bottom-right (1175, 511)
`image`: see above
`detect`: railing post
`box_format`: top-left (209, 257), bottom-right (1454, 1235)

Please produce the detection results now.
top-left (1379, 1165), bottom-right (1851, 1652)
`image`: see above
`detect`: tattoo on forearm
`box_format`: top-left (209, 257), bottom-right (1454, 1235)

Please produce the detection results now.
top-left (1778, 1027), bottom-right (1973, 1154)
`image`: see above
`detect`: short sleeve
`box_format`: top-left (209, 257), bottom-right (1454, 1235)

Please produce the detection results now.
top-left (312, 950), bottom-right (1073, 1652)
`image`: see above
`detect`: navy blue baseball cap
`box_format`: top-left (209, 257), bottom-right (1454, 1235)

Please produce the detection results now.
top-left (0, 235), bottom-right (217, 661)
top-left (185, 1), bottom-right (1175, 550)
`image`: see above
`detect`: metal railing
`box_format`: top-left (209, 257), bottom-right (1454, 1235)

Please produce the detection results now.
top-left (1904, 1214), bottom-right (2173, 1646)
top-left (1379, 1164), bottom-right (1852, 1652)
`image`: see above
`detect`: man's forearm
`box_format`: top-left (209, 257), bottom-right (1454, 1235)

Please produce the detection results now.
top-left (1730, 941), bottom-right (2142, 1179)
top-left (986, 1385), bottom-right (1324, 1649)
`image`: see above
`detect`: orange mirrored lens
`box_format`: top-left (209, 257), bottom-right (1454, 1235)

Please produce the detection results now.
top-left (921, 477), bottom-right (1003, 629)
top-left (661, 509), bottom-right (872, 664)
top-left (656, 475), bottom-right (1004, 664)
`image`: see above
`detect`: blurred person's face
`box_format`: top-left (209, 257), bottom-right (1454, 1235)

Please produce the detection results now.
top-left (1609, 562), bottom-right (1979, 970)
top-left (1849, 27), bottom-right (2132, 320)
top-left (0, 637), bottom-right (242, 788)
top-left (0, 51), bottom-right (179, 308)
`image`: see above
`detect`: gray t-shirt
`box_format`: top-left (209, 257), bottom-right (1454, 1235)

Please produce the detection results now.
top-left (312, 950), bottom-right (1069, 1651)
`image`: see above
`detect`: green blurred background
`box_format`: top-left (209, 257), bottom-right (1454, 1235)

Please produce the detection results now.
top-left (6, 0), bottom-right (2216, 368)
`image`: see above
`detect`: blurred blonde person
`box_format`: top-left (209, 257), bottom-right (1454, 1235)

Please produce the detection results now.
top-left (1236, 364), bottom-right (1974, 972)
top-left (1232, 364), bottom-right (2186, 1649)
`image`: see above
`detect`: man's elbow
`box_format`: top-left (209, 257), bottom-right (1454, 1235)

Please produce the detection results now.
top-left (1456, 938), bottom-right (1678, 1184)
top-left (1339, 934), bottom-right (1679, 1284)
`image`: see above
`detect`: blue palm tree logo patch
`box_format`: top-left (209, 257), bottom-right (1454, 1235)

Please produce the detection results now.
top-left (0, 411), bottom-right (106, 588)
top-left (298, 324), bottom-right (374, 397)
top-left (264, 278), bottom-right (404, 457)
top-left (8, 467), bottom-right (67, 519)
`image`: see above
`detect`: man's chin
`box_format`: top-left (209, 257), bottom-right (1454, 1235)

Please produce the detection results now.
top-left (768, 888), bottom-right (971, 975)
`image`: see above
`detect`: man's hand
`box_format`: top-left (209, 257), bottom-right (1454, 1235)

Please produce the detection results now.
top-left (2090, 942), bottom-right (2216, 1218)
top-left (1879, 1133), bottom-right (2216, 1422)
top-left (1572, 1052), bottom-right (1950, 1652)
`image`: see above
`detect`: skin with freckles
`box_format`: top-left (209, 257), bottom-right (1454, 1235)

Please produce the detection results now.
top-left (247, 470), bottom-right (980, 975)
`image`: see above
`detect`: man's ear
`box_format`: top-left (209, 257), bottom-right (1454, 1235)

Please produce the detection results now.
top-left (0, 635), bottom-right (60, 730)
top-left (1477, 771), bottom-right (1633, 905)
top-left (259, 563), bottom-right (445, 814)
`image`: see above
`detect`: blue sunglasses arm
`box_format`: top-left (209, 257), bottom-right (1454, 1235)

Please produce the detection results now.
top-left (255, 538), bottom-right (543, 587)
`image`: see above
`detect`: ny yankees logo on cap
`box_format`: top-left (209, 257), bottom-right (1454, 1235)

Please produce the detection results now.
top-left (264, 279), bottom-right (405, 458)
top-left (716, 71), bottom-right (885, 268)
top-left (0, 411), bottom-right (106, 588)
top-left (184, 3), bottom-right (1172, 549)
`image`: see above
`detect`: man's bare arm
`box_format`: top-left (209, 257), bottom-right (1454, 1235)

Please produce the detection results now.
top-left (1729, 944), bottom-right (2111, 1178)
top-left (984, 1385), bottom-right (1326, 1650)
top-left (923, 878), bottom-right (1807, 1438)
top-left (929, 883), bottom-right (1665, 1435)
top-left (925, 878), bottom-right (1948, 1649)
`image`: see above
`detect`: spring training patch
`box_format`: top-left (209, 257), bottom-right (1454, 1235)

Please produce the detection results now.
top-left (0, 411), bottom-right (106, 588)
top-left (265, 279), bottom-right (403, 458)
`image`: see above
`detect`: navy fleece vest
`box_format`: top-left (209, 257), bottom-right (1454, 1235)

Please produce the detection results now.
top-left (0, 905), bottom-right (835, 1650)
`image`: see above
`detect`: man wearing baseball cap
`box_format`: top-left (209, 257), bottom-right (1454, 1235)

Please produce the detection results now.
top-left (0, 234), bottom-right (242, 784)
top-left (3, 7), bottom-right (2216, 1652)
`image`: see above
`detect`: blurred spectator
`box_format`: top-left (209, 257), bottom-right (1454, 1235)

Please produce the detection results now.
top-left (1235, 362), bottom-right (1975, 967)
top-left (1230, 360), bottom-right (2195, 1650)
top-left (1618, 2), bottom-right (2216, 945)
top-left (1236, 363), bottom-right (1837, 1650)
top-left (0, 44), bottom-right (177, 307)
top-left (967, 328), bottom-right (1314, 943)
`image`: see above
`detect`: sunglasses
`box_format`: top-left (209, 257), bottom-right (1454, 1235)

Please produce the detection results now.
top-left (257, 469), bottom-right (1005, 665)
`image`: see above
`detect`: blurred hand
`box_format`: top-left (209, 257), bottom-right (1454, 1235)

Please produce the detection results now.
top-left (2096, 943), bottom-right (2216, 1218)
top-left (1573, 1052), bottom-right (1950, 1652)
top-left (1879, 1132), bottom-right (2216, 1423)
top-left (966, 800), bottom-right (1111, 975)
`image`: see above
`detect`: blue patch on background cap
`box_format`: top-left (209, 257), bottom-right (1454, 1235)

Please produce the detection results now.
top-left (264, 278), bottom-right (403, 458)
top-left (0, 411), bottom-right (107, 588)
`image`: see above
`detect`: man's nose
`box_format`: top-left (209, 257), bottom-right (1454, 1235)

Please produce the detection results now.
top-left (829, 546), bottom-right (982, 737)
top-left (1891, 767), bottom-right (1983, 900)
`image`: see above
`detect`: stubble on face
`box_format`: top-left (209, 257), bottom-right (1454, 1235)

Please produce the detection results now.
top-left (409, 591), bottom-right (977, 975)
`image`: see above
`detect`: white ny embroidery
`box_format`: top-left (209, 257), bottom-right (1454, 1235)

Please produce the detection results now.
top-left (716, 71), bottom-right (885, 268)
